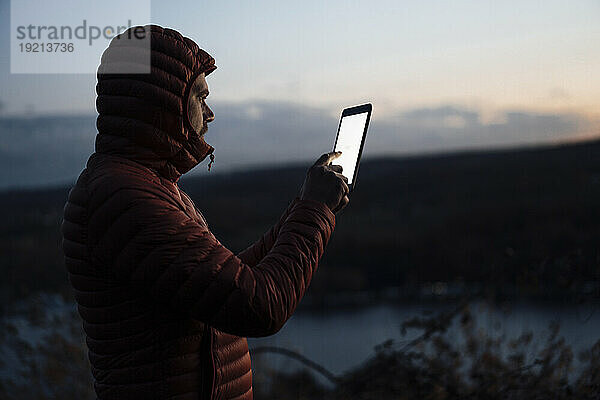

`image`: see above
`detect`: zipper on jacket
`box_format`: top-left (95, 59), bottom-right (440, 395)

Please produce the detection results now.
top-left (209, 327), bottom-right (216, 399)
top-left (202, 324), bottom-right (216, 399)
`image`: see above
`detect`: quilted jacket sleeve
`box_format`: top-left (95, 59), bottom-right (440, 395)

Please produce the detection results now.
top-left (236, 197), bottom-right (301, 267)
top-left (111, 189), bottom-right (335, 338)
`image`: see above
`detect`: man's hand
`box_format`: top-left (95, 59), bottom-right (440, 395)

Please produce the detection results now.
top-left (300, 151), bottom-right (350, 214)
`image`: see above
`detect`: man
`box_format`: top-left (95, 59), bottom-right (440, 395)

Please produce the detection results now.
top-left (61, 24), bottom-right (349, 399)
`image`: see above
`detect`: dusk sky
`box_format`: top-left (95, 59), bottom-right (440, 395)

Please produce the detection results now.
top-left (1, 1), bottom-right (597, 116)
top-left (0, 0), bottom-right (599, 188)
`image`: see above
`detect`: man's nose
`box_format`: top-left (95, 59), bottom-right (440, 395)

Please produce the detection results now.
top-left (204, 105), bottom-right (214, 123)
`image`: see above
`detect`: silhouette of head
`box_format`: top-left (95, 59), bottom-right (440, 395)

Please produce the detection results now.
top-left (187, 72), bottom-right (215, 137)
top-left (95, 24), bottom-right (217, 182)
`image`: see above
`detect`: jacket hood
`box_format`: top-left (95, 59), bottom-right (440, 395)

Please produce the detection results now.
top-left (94, 24), bottom-right (217, 183)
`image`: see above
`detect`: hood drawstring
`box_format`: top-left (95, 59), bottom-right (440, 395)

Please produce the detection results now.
top-left (207, 153), bottom-right (215, 171)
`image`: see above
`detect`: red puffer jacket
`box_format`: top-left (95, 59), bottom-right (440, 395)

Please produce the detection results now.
top-left (60, 25), bottom-right (336, 399)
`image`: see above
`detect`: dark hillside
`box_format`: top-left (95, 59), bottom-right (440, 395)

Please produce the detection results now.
top-left (1, 139), bottom-right (599, 308)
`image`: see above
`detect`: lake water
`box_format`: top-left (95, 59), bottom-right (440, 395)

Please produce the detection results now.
top-left (2, 293), bottom-right (600, 387)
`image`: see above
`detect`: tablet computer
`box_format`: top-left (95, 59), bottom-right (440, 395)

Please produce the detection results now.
top-left (332, 103), bottom-right (372, 192)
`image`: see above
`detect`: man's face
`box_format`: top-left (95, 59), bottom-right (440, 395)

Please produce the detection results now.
top-left (187, 72), bottom-right (214, 136)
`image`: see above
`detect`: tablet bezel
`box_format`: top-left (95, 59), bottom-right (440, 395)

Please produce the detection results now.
top-left (332, 103), bottom-right (372, 192)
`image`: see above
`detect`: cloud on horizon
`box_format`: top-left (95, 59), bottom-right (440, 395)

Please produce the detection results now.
top-left (0, 101), bottom-right (597, 190)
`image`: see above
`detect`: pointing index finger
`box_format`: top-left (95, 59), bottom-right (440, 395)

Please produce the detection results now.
top-left (314, 151), bottom-right (342, 167)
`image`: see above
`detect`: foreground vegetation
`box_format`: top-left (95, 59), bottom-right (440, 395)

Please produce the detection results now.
top-left (1, 293), bottom-right (599, 399)
top-left (253, 300), bottom-right (600, 399)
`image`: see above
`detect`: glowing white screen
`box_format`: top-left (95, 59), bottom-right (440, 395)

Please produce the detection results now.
top-left (333, 112), bottom-right (368, 185)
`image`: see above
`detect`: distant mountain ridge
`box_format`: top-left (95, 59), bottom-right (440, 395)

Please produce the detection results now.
top-left (0, 100), bottom-right (595, 190)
